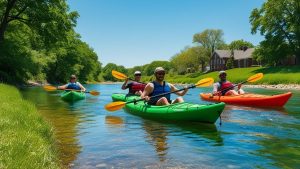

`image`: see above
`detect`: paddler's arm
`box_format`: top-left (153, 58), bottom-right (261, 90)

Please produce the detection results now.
top-left (121, 78), bottom-right (129, 90)
top-left (58, 84), bottom-right (68, 90)
top-left (141, 83), bottom-right (153, 101)
top-left (78, 82), bottom-right (86, 91)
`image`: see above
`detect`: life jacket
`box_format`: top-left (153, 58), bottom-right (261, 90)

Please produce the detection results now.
top-left (218, 81), bottom-right (234, 96)
top-left (66, 82), bottom-right (81, 90)
top-left (129, 82), bottom-right (146, 94)
top-left (148, 81), bottom-right (171, 105)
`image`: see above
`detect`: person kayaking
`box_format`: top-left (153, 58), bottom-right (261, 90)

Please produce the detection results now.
top-left (121, 71), bottom-right (146, 95)
top-left (141, 67), bottom-right (188, 105)
top-left (213, 70), bottom-right (244, 96)
top-left (58, 75), bottom-right (86, 91)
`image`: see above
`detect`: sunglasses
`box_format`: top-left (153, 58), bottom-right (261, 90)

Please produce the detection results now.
top-left (135, 74), bottom-right (141, 76)
top-left (156, 72), bottom-right (165, 75)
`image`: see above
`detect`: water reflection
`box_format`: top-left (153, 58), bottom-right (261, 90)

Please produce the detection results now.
top-left (21, 87), bottom-right (81, 168)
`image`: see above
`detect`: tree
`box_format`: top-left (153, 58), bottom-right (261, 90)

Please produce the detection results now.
top-left (229, 39), bottom-right (254, 50)
top-left (250, 0), bottom-right (300, 64)
top-left (102, 63), bottom-right (127, 81)
top-left (193, 29), bottom-right (226, 70)
top-left (0, 0), bottom-right (78, 45)
top-left (144, 61), bottom-right (172, 76)
top-left (193, 29), bottom-right (226, 54)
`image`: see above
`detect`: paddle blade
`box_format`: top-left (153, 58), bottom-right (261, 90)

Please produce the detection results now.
top-left (105, 101), bottom-right (126, 112)
top-left (112, 70), bottom-right (128, 80)
top-left (195, 78), bottom-right (214, 87)
top-left (89, 90), bottom-right (100, 96)
top-left (43, 85), bottom-right (57, 91)
top-left (247, 73), bottom-right (263, 83)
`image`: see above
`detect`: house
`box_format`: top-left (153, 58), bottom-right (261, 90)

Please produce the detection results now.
top-left (210, 48), bottom-right (258, 71)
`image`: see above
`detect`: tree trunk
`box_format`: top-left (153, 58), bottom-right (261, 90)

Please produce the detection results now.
top-left (0, 0), bottom-right (18, 44)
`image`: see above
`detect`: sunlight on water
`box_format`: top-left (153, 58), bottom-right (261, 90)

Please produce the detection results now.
top-left (21, 85), bottom-right (300, 168)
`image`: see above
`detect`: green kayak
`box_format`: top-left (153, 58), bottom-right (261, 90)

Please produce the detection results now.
top-left (111, 93), bottom-right (225, 123)
top-left (61, 91), bottom-right (85, 102)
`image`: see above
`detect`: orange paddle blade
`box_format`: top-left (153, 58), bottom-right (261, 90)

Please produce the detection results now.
top-left (105, 101), bottom-right (126, 112)
top-left (89, 90), bottom-right (100, 96)
top-left (112, 70), bottom-right (128, 80)
top-left (43, 85), bottom-right (57, 91)
top-left (247, 73), bottom-right (263, 83)
top-left (195, 77), bottom-right (214, 87)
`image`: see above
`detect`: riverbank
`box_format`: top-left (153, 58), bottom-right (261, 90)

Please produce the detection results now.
top-left (0, 84), bottom-right (59, 169)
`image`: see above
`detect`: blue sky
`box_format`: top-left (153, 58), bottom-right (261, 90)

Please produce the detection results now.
top-left (68, 0), bottom-right (265, 68)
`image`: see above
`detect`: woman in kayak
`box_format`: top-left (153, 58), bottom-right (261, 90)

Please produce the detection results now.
top-left (121, 71), bottom-right (146, 95)
top-left (141, 67), bottom-right (188, 105)
top-left (58, 75), bottom-right (86, 91)
top-left (213, 70), bottom-right (244, 96)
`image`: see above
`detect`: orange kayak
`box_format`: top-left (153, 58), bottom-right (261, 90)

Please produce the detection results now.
top-left (200, 92), bottom-right (292, 107)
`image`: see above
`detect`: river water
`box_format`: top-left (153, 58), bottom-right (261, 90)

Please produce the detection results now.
top-left (21, 84), bottom-right (300, 168)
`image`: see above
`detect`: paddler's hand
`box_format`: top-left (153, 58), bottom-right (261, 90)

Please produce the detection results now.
top-left (238, 83), bottom-right (242, 90)
top-left (144, 96), bottom-right (150, 101)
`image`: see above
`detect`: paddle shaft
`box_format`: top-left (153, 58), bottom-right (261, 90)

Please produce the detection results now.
top-left (60, 88), bottom-right (91, 93)
top-left (126, 84), bottom-right (196, 104)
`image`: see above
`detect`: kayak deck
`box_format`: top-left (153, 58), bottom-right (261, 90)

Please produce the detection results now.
top-left (200, 92), bottom-right (292, 107)
top-left (61, 91), bottom-right (85, 102)
top-left (111, 93), bottom-right (225, 123)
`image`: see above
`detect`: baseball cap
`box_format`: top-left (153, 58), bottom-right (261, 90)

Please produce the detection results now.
top-left (219, 70), bottom-right (226, 75)
top-left (134, 71), bottom-right (141, 75)
top-left (154, 67), bottom-right (165, 73)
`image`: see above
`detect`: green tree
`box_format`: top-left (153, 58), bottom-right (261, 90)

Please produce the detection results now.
top-left (144, 61), bottom-right (172, 76)
top-left (193, 29), bottom-right (226, 55)
top-left (250, 0), bottom-right (300, 64)
top-left (102, 63), bottom-right (127, 81)
top-left (229, 39), bottom-right (254, 50)
top-left (0, 0), bottom-right (78, 45)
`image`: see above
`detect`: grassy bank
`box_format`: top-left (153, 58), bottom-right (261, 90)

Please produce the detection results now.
top-left (141, 66), bottom-right (300, 85)
top-left (0, 84), bottom-right (59, 169)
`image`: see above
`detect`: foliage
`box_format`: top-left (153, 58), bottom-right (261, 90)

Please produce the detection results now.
top-left (102, 63), bottom-right (127, 81)
top-left (250, 0), bottom-right (300, 64)
top-left (170, 46), bottom-right (209, 74)
top-left (0, 0), bottom-right (101, 84)
top-left (229, 39), bottom-right (254, 50)
top-left (143, 60), bottom-right (173, 76)
top-left (193, 29), bottom-right (226, 54)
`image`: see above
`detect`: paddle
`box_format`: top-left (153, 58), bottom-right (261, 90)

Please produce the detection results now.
top-left (105, 77), bottom-right (214, 112)
top-left (112, 70), bottom-right (147, 84)
top-left (213, 73), bottom-right (264, 96)
top-left (43, 85), bottom-right (100, 96)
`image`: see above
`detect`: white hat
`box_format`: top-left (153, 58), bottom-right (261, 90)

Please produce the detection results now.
top-left (134, 71), bottom-right (141, 75)
top-left (154, 67), bottom-right (165, 73)
top-left (219, 70), bottom-right (226, 75)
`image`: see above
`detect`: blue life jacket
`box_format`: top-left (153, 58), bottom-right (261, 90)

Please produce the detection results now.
top-left (149, 81), bottom-right (171, 105)
top-left (66, 82), bottom-right (81, 90)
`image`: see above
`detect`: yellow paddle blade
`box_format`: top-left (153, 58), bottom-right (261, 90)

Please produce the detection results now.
top-left (43, 85), bottom-right (57, 91)
top-left (105, 101), bottom-right (126, 112)
top-left (112, 70), bottom-right (128, 80)
top-left (89, 90), bottom-right (100, 96)
top-left (195, 77), bottom-right (214, 87)
top-left (247, 73), bottom-right (263, 83)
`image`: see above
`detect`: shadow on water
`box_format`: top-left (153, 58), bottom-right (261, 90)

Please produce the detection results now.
top-left (21, 87), bottom-right (81, 168)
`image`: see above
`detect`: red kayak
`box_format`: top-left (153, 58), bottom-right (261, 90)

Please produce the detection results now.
top-left (200, 92), bottom-right (292, 107)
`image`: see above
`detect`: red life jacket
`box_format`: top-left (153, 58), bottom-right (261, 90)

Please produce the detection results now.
top-left (219, 81), bottom-right (234, 95)
top-left (130, 82), bottom-right (146, 93)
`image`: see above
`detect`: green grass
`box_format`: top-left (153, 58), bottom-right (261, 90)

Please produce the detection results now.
top-left (0, 84), bottom-right (59, 169)
top-left (141, 66), bottom-right (300, 85)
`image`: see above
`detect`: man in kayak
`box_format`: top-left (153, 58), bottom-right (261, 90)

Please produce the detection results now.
top-left (141, 67), bottom-right (188, 105)
top-left (121, 71), bottom-right (146, 95)
top-left (213, 70), bottom-right (244, 96)
top-left (58, 75), bottom-right (86, 91)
